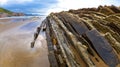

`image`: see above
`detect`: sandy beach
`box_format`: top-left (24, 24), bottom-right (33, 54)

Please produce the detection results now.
top-left (0, 17), bottom-right (49, 67)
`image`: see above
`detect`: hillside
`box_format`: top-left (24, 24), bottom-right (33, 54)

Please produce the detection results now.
top-left (39, 5), bottom-right (120, 67)
top-left (0, 7), bottom-right (13, 14)
top-left (0, 7), bottom-right (24, 17)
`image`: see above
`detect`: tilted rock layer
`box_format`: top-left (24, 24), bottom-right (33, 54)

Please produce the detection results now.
top-left (43, 5), bottom-right (120, 67)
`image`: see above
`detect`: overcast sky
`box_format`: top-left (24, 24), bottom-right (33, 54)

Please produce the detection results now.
top-left (0, 0), bottom-right (120, 15)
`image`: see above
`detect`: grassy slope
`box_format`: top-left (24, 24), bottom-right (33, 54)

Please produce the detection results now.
top-left (0, 7), bottom-right (13, 14)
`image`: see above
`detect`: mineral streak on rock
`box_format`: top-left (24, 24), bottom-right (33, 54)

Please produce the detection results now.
top-left (43, 5), bottom-right (120, 67)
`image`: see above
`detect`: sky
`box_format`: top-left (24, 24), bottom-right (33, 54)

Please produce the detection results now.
top-left (0, 0), bottom-right (120, 15)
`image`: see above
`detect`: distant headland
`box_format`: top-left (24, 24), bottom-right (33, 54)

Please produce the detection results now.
top-left (0, 7), bottom-right (24, 18)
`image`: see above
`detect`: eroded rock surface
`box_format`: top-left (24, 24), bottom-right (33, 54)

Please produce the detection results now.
top-left (43, 5), bottom-right (120, 67)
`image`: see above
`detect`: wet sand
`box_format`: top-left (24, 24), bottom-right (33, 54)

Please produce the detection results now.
top-left (0, 17), bottom-right (49, 67)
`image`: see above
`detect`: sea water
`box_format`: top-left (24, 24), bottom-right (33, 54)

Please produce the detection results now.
top-left (0, 16), bottom-right (49, 67)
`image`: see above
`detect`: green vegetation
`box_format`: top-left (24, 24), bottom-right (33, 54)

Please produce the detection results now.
top-left (0, 7), bottom-right (13, 14)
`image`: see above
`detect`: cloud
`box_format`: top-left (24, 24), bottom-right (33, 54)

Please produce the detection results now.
top-left (14, 0), bottom-right (33, 3)
top-left (46, 0), bottom-right (119, 15)
top-left (0, 0), bottom-right (33, 5)
top-left (0, 0), bottom-right (119, 15)
top-left (0, 0), bottom-right (7, 5)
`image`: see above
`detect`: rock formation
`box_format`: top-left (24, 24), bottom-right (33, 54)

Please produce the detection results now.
top-left (12, 12), bottom-right (24, 16)
top-left (35, 5), bottom-right (120, 67)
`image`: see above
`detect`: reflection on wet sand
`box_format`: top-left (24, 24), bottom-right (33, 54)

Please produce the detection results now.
top-left (0, 17), bottom-right (49, 67)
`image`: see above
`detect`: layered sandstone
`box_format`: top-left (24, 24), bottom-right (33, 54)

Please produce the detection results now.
top-left (37, 5), bottom-right (120, 67)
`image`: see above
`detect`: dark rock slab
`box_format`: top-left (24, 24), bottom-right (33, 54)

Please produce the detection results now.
top-left (69, 20), bottom-right (89, 35)
top-left (85, 29), bottom-right (119, 67)
top-left (45, 20), bottom-right (54, 51)
top-left (45, 20), bottom-right (59, 67)
top-left (48, 51), bottom-right (59, 67)
top-left (57, 12), bottom-right (89, 35)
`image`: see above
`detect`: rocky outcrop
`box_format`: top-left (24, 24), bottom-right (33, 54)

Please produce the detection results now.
top-left (0, 12), bottom-right (24, 18)
top-left (12, 12), bottom-right (24, 16)
top-left (0, 13), bottom-right (9, 17)
top-left (33, 5), bottom-right (120, 67)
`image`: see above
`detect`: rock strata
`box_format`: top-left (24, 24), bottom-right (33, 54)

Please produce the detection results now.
top-left (40, 5), bottom-right (120, 67)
